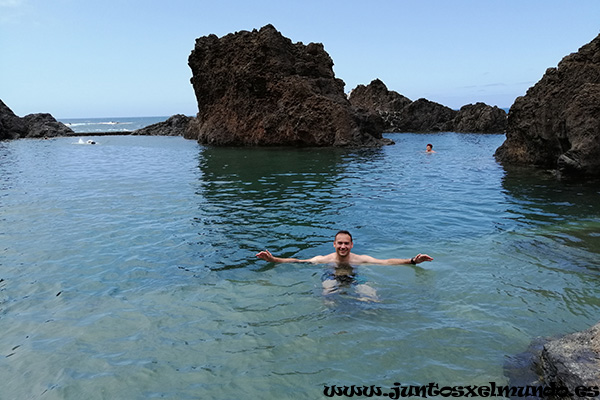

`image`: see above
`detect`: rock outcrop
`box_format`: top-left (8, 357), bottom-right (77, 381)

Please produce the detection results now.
top-left (540, 322), bottom-right (600, 396)
top-left (348, 79), bottom-right (411, 112)
top-left (0, 99), bottom-right (74, 140)
top-left (495, 33), bottom-right (600, 177)
top-left (348, 80), bottom-right (506, 133)
top-left (22, 113), bottom-right (74, 138)
top-left (132, 114), bottom-right (193, 136)
top-left (454, 102), bottom-right (507, 133)
top-left (388, 98), bottom-right (457, 133)
top-left (186, 24), bottom-right (391, 147)
top-left (0, 99), bottom-right (28, 140)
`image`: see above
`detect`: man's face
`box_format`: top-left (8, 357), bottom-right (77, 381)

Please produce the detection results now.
top-left (333, 233), bottom-right (353, 257)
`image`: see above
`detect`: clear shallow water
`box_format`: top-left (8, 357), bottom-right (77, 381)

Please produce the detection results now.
top-left (0, 133), bottom-right (599, 399)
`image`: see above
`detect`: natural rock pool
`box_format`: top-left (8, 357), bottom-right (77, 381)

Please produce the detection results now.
top-left (1, 133), bottom-right (598, 398)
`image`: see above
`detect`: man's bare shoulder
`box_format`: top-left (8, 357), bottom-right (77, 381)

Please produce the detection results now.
top-left (308, 253), bottom-right (337, 263)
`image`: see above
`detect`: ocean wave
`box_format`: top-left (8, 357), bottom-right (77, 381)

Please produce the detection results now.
top-left (61, 116), bottom-right (168, 133)
top-left (64, 121), bottom-right (132, 126)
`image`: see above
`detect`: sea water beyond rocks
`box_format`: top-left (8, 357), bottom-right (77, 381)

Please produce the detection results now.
top-left (495, 33), bottom-right (600, 177)
top-left (185, 24), bottom-right (391, 147)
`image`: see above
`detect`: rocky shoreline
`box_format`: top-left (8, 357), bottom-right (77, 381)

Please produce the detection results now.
top-left (1, 99), bottom-right (74, 140)
top-left (495, 33), bottom-right (600, 178)
top-left (505, 323), bottom-right (600, 398)
top-left (540, 322), bottom-right (600, 396)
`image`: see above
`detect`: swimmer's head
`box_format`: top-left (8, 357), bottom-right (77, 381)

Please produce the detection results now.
top-left (335, 230), bottom-right (352, 242)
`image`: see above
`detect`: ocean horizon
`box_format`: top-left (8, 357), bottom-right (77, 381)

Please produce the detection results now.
top-left (60, 116), bottom-right (174, 134)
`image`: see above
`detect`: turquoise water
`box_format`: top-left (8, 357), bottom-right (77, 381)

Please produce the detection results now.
top-left (0, 133), bottom-right (599, 399)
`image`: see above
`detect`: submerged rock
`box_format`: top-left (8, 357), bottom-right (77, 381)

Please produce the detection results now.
top-left (495, 33), bottom-right (600, 177)
top-left (186, 24), bottom-right (391, 147)
top-left (132, 114), bottom-right (193, 136)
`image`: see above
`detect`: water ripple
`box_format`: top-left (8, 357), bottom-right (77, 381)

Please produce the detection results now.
top-left (0, 134), bottom-right (599, 398)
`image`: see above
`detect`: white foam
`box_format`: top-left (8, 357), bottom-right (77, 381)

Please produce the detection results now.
top-left (74, 138), bottom-right (97, 145)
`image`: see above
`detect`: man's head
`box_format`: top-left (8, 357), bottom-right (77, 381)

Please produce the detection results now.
top-left (333, 230), bottom-right (353, 258)
top-left (335, 230), bottom-right (352, 242)
top-left (426, 143), bottom-right (433, 151)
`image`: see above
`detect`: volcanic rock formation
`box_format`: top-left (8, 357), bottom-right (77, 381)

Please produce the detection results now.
top-left (0, 99), bottom-right (74, 140)
top-left (132, 114), bottom-right (193, 136)
top-left (22, 113), bottom-right (74, 138)
top-left (185, 24), bottom-right (391, 147)
top-left (349, 79), bottom-right (506, 133)
top-left (495, 33), bottom-right (600, 177)
top-left (348, 78), bottom-right (411, 113)
top-left (541, 322), bottom-right (600, 395)
top-left (1, 99), bottom-right (28, 140)
top-left (453, 102), bottom-right (507, 134)
top-left (390, 98), bottom-right (457, 133)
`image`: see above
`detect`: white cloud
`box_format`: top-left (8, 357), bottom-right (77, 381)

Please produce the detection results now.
top-left (0, 0), bottom-right (29, 24)
top-left (0, 0), bottom-right (26, 6)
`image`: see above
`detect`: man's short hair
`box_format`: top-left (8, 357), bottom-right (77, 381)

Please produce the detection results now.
top-left (335, 230), bottom-right (353, 242)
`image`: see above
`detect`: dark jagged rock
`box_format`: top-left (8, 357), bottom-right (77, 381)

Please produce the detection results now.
top-left (186, 24), bottom-right (392, 147)
top-left (390, 98), bottom-right (457, 132)
top-left (22, 113), bottom-right (74, 138)
top-left (349, 80), bottom-right (508, 133)
top-left (1, 99), bottom-right (74, 140)
top-left (540, 322), bottom-right (600, 396)
top-left (132, 114), bottom-right (193, 136)
top-left (453, 102), bottom-right (507, 133)
top-left (349, 79), bottom-right (478, 133)
top-left (348, 79), bottom-right (411, 112)
top-left (0, 99), bottom-right (28, 140)
top-left (495, 33), bottom-right (600, 177)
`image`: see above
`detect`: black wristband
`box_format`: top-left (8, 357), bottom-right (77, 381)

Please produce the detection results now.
top-left (410, 257), bottom-right (416, 264)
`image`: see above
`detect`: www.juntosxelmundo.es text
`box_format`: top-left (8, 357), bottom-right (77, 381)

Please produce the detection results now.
top-left (323, 382), bottom-right (600, 398)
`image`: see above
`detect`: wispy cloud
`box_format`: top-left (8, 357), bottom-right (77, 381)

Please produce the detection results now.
top-left (0, 0), bottom-right (26, 6)
top-left (0, 0), bottom-right (29, 25)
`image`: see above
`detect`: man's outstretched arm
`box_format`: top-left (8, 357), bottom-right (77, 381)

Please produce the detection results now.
top-left (256, 249), bottom-right (302, 263)
top-left (255, 249), bottom-right (328, 264)
top-left (355, 253), bottom-right (433, 265)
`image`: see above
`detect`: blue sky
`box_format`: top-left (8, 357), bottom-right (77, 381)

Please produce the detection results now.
top-left (1, 0), bottom-right (599, 118)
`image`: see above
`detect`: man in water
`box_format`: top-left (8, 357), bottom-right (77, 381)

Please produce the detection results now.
top-left (426, 143), bottom-right (436, 153)
top-left (256, 230), bottom-right (432, 266)
top-left (256, 230), bottom-right (433, 300)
